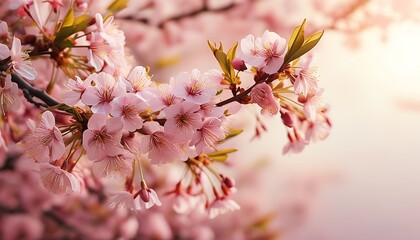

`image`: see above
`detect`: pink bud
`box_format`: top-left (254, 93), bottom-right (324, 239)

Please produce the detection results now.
top-left (298, 94), bottom-right (307, 103)
top-left (222, 176), bottom-right (235, 188)
top-left (280, 111), bottom-right (294, 128)
top-left (139, 189), bottom-right (150, 203)
top-left (232, 58), bottom-right (247, 71)
top-left (17, 6), bottom-right (27, 17)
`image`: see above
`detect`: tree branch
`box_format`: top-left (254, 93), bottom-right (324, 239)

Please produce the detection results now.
top-left (120, 0), bottom-right (259, 28)
top-left (11, 73), bottom-right (61, 107)
top-left (216, 66), bottom-right (285, 107)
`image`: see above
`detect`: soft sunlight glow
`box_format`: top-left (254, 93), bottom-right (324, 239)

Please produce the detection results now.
top-left (385, 23), bottom-right (420, 93)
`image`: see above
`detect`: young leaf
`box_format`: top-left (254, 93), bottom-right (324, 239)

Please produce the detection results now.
top-left (227, 42), bottom-right (238, 63)
top-left (227, 42), bottom-right (238, 77)
top-left (284, 19), bottom-right (306, 64)
top-left (215, 51), bottom-right (230, 75)
top-left (107, 0), bottom-right (129, 12)
top-left (208, 148), bottom-right (238, 157)
top-left (55, 15), bottom-right (93, 46)
top-left (288, 30), bottom-right (324, 62)
top-left (208, 40), bottom-right (217, 54)
top-left (208, 42), bottom-right (240, 84)
top-left (62, 7), bottom-right (74, 28)
top-left (219, 129), bottom-right (243, 143)
top-left (209, 155), bottom-right (228, 162)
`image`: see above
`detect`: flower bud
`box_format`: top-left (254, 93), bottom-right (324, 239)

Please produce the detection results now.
top-left (222, 176), bottom-right (235, 188)
top-left (139, 189), bottom-right (150, 203)
top-left (280, 111), bottom-right (294, 128)
top-left (232, 58), bottom-right (247, 71)
top-left (139, 180), bottom-right (150, 202)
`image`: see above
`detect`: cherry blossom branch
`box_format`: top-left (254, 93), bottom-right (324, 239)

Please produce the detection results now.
top-left (8, 73), bottom-right (81, 118)
top-left (120, 0), bottom-right (259, 28)
top-left (10, 73), bottom-right (60, 107)
top-left (216, 82), bottom-right (257, 107)
top-left (0, 63), bottom-right (51, 106)
top-left (216, 67), bottom-right (282, 107)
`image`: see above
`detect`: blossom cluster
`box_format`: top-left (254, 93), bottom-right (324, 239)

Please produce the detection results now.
top-left (0, 0), bottom-right (331, 238)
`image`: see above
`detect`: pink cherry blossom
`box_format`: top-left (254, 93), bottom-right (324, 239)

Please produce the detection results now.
top-left (0, 75), bottom-right (20, 115)
top-left (303, 94), bottom-right (325, 121)
top-left (173, 69), bottom-right (217, 104)
top-left (190, 117), bottom-right (225, 154)
top-left (208, 197), bottom-right (240, 219)
top-left (294, 56), bottom-right (319, 97)
top-left (110, 93), bottom-right (148, 131)
top-left (148, 82), bottom-right (180, 112)
top-left (21, 111), bottom-right (65, 163)
top-left (204, 69), bottom-right (224, 91)
top-left (239, 30), bottom-right (287, 74)
top-left (283, 130), bottom-right (307, 155)
top-left (125, 66), bottom-right (153, 99)
top-left (250, 82), bottom-right (280, 116)
top-left (62, 76), bottom-right (92, 105)
top-left (136, 187), bottom-right (162, 209)
top-left (88, 32), bottom-right (125, 72)
top-left (167, 183), bottom-right (200, 214)
top-left (87, 13), bottom-right (126, 72)
top-left (164, 101), bottom-right (202, 138)
top-left (38, 163), bottom-right (80, 194)
top-left (259, 30), bottom-right (287, 74)
top-left (198, 100), bottom-right (224, 118)
top-left (139, 121), bottom-right (184, 165)
top-left (305, 121), bottom-right (331, 143)
top-left (82, 113), bottom-right (124, 160)
top-left (94, 13), bottom-right (125, 48)
top-left (108, 191), bottom-right (139, 210)
top-left (81, 72), bottom-right (126, 114)
top-left (0, 37), bottom-right (37, 80)
top-left (238, 34), bottom-right (265, 68)
top-left (91, 150), bottom-right (134, 178)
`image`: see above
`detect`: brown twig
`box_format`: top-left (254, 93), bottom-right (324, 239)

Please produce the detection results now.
top-left (216, 66), bottom-right (284, 107)
top-left (10, 73), bottom-right (60, 107)
top-left (120, 0), bottom-right (259, 28)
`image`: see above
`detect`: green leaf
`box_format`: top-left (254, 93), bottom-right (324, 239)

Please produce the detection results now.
top-left (62, 7), bottom-right (74, 27)
top-left (215, 51), bottom-right (230, 75)
top-left (55, 14), bottom-right (93, 46)
top-left (227, 42), bottom-right (238, 63)
top-left (227, 42), bottom-right (238, 77)
top-left (74, 14), bottom-right (91, 25)
top-left (209, 155), bottom-right (228, 162)
top-left (208, 41), bottom-right (240, 84)
top-left (107, 0), bottom-right (129, 12)
top-left (208, 40), bottom-right (217, 54)
top-left (219, 129), bottom-right (243, 143)
top-left (288, 30), bottom-right (324, 62)
top-left (208, 148), bottom-right (238, 157)
top-left (284, 19), bottom-right (306, 64)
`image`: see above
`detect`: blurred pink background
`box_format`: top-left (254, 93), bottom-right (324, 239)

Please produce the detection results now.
top-left (118, 1), bottom-right (420, 239)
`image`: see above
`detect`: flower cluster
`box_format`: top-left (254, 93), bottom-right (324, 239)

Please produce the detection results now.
top-left (0, 0), bottom-right (331, 236)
